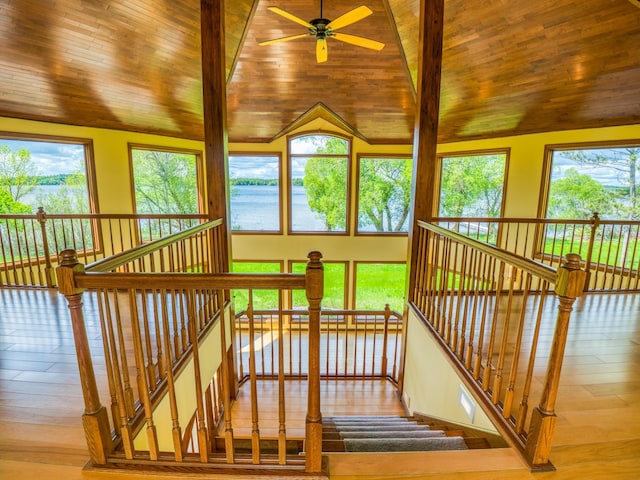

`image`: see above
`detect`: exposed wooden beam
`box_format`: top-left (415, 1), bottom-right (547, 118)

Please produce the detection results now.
top-left (400, 0), bottom-right (445, 392)
top-left (201, 0), bottom-right (231, 270)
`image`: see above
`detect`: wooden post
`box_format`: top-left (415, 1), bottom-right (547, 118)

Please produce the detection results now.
top-left (400, 0), bottom-right (445, 393)
top-left (305, 251), bottom-right (324, 473)
top-left (525, 253), bottom-right (586, 467)
top-left (56, 249), bottom-right (112, 464)
top-left (200, 0), bottom-right (240, 400)
top-left (36, 207), bottom-right (54, 287)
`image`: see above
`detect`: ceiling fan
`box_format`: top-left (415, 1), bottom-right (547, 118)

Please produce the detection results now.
top-left (258, 1), bottom-right (385, 63)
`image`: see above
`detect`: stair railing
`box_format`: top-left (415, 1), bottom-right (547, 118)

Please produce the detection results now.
top-left (410, 220), bottom-right (586, 469)
top-left (56, 223), bottom-right (325, 474)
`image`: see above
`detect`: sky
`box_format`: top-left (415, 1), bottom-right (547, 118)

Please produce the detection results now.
top-left (1, 139), bottom-right (85, 175)
top-left (552, 149), bottom-right (635, 187)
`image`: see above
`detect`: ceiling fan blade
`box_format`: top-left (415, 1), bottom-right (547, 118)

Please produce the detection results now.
top-left (258, 33), bottom-right (308, 46)
top-left (326, 6), bottom-right (372, 31)
top-left (332, 32), bottom-right (384, 51)
top-left (267, 7), bottom-right (313, 29)
top-left (316, 38), bottom-right (328, 63)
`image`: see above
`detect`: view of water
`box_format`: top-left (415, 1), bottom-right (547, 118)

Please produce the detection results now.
top-left (23, 184), bottom-right (327, 231)
top-left (231, 184), bottom-right (326, 231)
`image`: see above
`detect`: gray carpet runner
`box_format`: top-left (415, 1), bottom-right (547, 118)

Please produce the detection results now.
top-left (323, 415), bottom-right (469, 453)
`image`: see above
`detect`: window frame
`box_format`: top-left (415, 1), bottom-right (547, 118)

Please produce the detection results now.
top-left (0, 131), bottom-right (99, 214)
top-left (355, 154), bottom-right (412, 236)
top-left (434, 148), bottom-right (510, 219)
top-left (128, 143), bottom-right (205, 215)
top-left (538, 140), bottom-right (640, 220)
top-left (287, 132), bottom-right (352, 235)
top-left (352, 261), bottom-right (407, 314)
top-left (228, 152), bottom-right (283, 234)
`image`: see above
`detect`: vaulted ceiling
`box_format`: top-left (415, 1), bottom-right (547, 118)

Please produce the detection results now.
top-left (1, 0), bottom-right (639, 145)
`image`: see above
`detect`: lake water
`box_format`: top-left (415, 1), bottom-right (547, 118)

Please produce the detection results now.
top-left (231, 184), bottom-right (326, 231)
top-left (23, 184), bottom-right (327, 231)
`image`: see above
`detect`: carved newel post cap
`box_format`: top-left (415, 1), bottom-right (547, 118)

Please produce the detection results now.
top-left (563, 253), bottom-right (583, 271)
top-left (59, 249), bottom-right (79, 266)
top-left (307, 251), bottom-right (323, 264)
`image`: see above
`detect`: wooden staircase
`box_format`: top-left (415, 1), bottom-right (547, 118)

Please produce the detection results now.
top-left (322, 415), bottom-right (491, 452)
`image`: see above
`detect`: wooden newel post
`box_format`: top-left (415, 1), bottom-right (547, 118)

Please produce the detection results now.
top-left (525, 253), bottom-right (586, 467)
top-left (56, 249), bottom-right (112, 464)
top-left (305, 250), bottom-right (324, 473)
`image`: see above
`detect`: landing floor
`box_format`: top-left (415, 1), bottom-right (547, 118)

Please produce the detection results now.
top-left (0, 288), bottom-right (639, 479)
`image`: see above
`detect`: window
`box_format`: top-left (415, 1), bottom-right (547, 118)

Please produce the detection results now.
top-left (0, 135), bottom-right (96, 214)
top-left (289, 134), bottom-right (350, 233)
top-left (437, 151), bottom-right (508, 218)
top-left (229, 154), bottom-right (281, 232)
top-left (543, 144), bottom-right (639, 221)
top-left (129, 145), bottom-right (202, 215)
top-left (354, 262), bottom-right (406, 313)
top-left (290, 261), bottom-right (347, 310)
top-left (231, 261), bottom-right (282, 311)
top-left (357, 156), bottom-right (412, 233)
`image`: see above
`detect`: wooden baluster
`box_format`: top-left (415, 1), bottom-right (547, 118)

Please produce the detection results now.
top-left (277, 290), bottom-right (287, 465)
top-left (187, 290), bottom-right (209, 462)
top-left (305, 251), bottom-right (323, 473)
top-left (526, 254), bottom-right (586, 467)
top-left (583, 213), bottom-right (599, 292)
top-left (128, 289), bottom-right (160, 460)
top-left (102, 289), bottom-right (135, 457)
top-left (56, 249), bottom-right (112, 464)
top-left (516, 282), bottom-right (550, 435)
top-left (247, 291), bottom-right (261, 464)
top-left (218, 289), bottom-right (235, 463)
top-left (492, 266), bottom-right (518, 405)
top-left (36, 207), bottom-right (54, 287)
top-left (160, 288), bottom-right (184, 461)
top-left (381, 304), bottom-right (390, 377)
top-left (503, 274), bottom-right (533, 419)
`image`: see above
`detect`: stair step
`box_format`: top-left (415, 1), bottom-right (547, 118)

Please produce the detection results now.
top-left (324, 430), bottom-right (446, 439)
top-left (324, 436), bottom-right (469, 453)
top-left (321, 415), bottom-right (491, 454)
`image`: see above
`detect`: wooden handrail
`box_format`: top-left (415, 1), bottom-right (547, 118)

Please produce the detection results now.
top-left (417, 220), bottom-right (557, 283)
top-left (86, 219), bottom-right (222, 272)
top-left (77, 272), bottom-right (306, 290)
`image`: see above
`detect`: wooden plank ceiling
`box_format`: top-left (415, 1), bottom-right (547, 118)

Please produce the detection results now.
top-left (0, 0), bottom-right (639, 145)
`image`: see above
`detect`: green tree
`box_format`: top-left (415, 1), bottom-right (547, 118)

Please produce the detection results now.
top-left (0, 144), bottom-right (38, 202)
top-left (359, 158), bottom-right (412, 232)
top-left (548, 168), bottom-right (616, 219)
top-left (439, 155), bottom-right (505, 217)
top-left (302, 135), bottom-right (413, 232)
top-left (299, 135), bottom-right (349, 231)
top-left (0, 188), bottom-right (31, 213)
top-left (132, 150), bottom-right (198, 214)
top-left (304, 157), bottom-right (347, 230)
top-left (558, 148), bottom-right (639, 220)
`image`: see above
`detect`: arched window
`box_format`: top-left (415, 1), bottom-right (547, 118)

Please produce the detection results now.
top-left (288, 133), bottom-right (350, 233)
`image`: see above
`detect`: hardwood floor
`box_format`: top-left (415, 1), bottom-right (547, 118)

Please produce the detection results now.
top-left (0, 288), bottom-right (639, 479)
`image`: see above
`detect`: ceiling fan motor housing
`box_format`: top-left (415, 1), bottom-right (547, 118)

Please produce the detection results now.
top-left (310, 18), bottom-right (332, 39)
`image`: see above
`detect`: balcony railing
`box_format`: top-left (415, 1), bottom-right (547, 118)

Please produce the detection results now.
top-left (410, 220), bottom-right (587, 468)
top-left (234, 306), bottom-right (403, 382)
top-left (0, 208), bottom-right (209, 287)
top-left (435, 213), bottom-right (639, 292)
